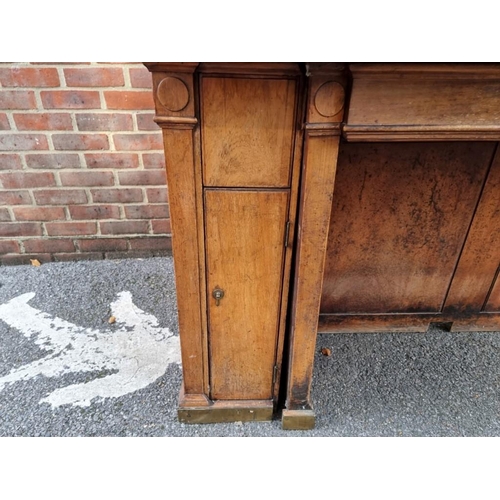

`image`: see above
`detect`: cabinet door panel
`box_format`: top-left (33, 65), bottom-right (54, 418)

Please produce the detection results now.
top-left (320, 142), bottom-right (494, 315)
top-left (201, 77), bottom-right (296, 188)
top-left (205, 189), bottom-right (288, 400)
top-left (444, 148), bottom-right (500, 313)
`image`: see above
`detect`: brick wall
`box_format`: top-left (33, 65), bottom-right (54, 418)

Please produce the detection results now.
top-left (0, 62), bottom-right (170, 265)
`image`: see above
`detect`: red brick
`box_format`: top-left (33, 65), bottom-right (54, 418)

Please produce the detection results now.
top-left (64, 67), bottom-right (124, 87)
top-left (0, 134), bottom-right (49, 151)
top-left (114, 133), bottom-right (162, 151)
top-left (0, 154), bottom-right (22, 170)
top-left (91, 188), bottom-right (143, 203)
top-left (25, 153), bottom-right (81, 169)
top-left (118, 170), bottom-right (166, 186)
top-left (60, 171), bottom-right (114, 187)
top-left (0, 113), bottom-right (10, 130)
top-left (14, 113), bottom-right (73, 131)
top-left (146, 187), bottom-right (168, 203)
top-left (1, 254), bottom-right (52, 265)
top-left (0, 190), bottom-right (31, 205)
top-left (0, 172), bottom-right (55, 189)
top-left (85, 153), bottom-right (138, 169)
top-left (108, 249), bottom-right (170, 259)
top-left (0, 222), bottom-right (42, 237)
top-left (124, 204), bottom-right (169, 219)
top-left (0, 90), bottom-right (37, 109)
top-left (129, 237), bottom-right (170, 251)
top-left (23, 238), bottom-right (75, 253)
top-left (0, 208), bottom-right (11, 221)
top-left (129, 67), bottom-right (153, 88)
top-left (0, 67), bottom-right (59, 87)
top-left (45, 221), bottom-right (97, 236)
top-left (69, 205), bottom-right (120, 220)
top-left (52, 134), bottom-right (109, 150)
top-left (101, 251), bottom-right (130, 259)
top-left (100, 220), bottom-right (149, 235)
top-left (0, 240), bottom-right (20, 254)
top-left (77, 238), bottom-right (128, 252)
top-left (34, 189), bottom-right (88, 205)
top-left (41, 90), bottom-right (100, 109)
top-left (151, 219), bottom-right (171, 234)
top-left (13, 206), bottom-right (66, 221)
top-left (104, 91), bottom-right (154, 110)
top-left (137, 113), bottom-right (158, 131)
top-left (143, 153), bottom-right (165, 169)
top-left (76, 113), bottom-right (133, 131)
top-left (53, 253), bottom-right (103, 262)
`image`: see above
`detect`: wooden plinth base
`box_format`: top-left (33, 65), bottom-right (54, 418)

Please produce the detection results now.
top-left (282, 409), bottom-right (316, 430)
top-left (178, 399), bottom-right (274, 424)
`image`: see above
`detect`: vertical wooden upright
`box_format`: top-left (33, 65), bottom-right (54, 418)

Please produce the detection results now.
top-left (145, 63), bottom-right (209, 409)
top-left (282, 64), bottom-right (348, 430)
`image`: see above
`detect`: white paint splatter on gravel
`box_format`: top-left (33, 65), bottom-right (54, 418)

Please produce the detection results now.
top-left (0, 291), bottom-right (181, 407)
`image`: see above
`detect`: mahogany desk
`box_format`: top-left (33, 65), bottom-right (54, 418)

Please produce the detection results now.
top-left (146, 63), bottom-right (500, 429)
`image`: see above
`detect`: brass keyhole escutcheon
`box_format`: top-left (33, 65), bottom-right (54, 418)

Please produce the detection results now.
top-left (212, 287), bottom-right (224, 306)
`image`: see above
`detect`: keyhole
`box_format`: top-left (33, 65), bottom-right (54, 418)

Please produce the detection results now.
top-left (212, 287), bottom-right (224, 306)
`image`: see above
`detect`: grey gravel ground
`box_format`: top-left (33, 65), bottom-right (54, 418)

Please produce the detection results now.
top-left (0, 256), bottom-right (499, 436)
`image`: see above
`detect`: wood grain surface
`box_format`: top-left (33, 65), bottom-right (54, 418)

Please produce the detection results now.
top-left (484, 267), bottom-right (500, 313)
top-left (205, 189), bottom-right (288, 400)
top-left (162, 128), bottom-right (206, 395)
top-left (444, 145), bottom-right (500, 314)
top-left (344, 64), bottom-right (500, 141)
top-left (286, 133), bottom-right (341, 407)
top-left (201, 77), bottom-right (296, 187)
top-left (321, 142), bottom-right (495, 315)
top-left (284, 64), bottom-right (347, 424)
top-left (483, 273), bottom-right (500, 312)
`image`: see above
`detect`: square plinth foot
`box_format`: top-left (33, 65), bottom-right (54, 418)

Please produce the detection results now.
top-left (178, 400), bottom-right (274, 424)
top-left (282, 409), bottom-right (316, 430)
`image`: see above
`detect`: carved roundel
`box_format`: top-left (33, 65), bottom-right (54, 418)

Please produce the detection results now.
top-left (314, 81), bottom-right (345, 118)
top-left (157, 77), bottom-right (190, 112)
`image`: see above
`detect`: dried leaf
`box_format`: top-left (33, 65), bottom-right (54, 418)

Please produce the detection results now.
top-left (321, 347), bottom-right (332, 357)
top-left (108, 316), bottom-right (116, 324)
top-left (30, 259), bottom-right (41, 267)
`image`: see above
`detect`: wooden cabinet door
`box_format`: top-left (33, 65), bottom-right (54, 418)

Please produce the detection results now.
top-left (443, 146), bottom-right (500, 329)
top-left (204, 189), bottom-right (289, 400)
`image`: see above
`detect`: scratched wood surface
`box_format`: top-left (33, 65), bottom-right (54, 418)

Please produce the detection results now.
top-left (201, 77), bottom-right (296, 188)
top-left (205, 189), bottom-right (289, 400)
top-left (320, 142), bottom-right (495, 316)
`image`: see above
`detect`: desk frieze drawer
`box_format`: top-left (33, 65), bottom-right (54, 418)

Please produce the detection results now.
top-left (343, 63), bottom-right (500, 142)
